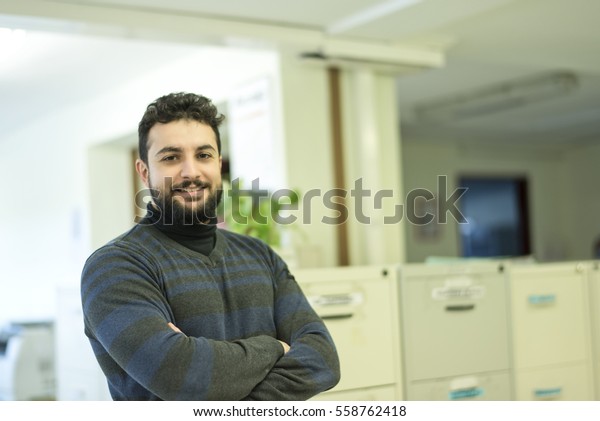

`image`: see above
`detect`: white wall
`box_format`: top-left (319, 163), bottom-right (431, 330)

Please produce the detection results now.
top-left (563, 141), bottom-right (600, 259)
top-left (401, 138), bottom-right (576, 263)
top-left (277, 51), bottom-right (338, 268)
top-left (0, 130), bottom-right (88, 324)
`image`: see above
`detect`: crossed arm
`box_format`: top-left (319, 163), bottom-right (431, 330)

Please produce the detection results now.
top-left (168, 322), bottom-right (291, 356)
top-left (82, 245), bottom-right (339, 400)
top-left (165, 276), bottom-right (338, 401)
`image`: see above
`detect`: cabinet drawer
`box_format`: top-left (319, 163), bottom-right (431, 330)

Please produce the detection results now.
top-left (514, 363), bottom-right (594, 400)
top-left (406, 371), bottom-right (512, 401)
top-left (296, 266), bottom-right (400, 392)
top-left (400, 263), bottom-right (510, 381)
top-left (509, 263), bottom-right (590, 369)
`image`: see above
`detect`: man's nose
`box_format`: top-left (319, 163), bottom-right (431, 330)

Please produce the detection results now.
top-left (180, 157), bottom-right (201, 179)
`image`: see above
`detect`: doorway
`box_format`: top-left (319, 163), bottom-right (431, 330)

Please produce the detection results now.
top-left (458, 176), bottom-right (531, 258)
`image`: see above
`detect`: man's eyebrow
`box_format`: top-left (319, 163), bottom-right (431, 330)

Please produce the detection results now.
top-left (155, 144), bottom-right (217, 157)
top-left (197, 144), bottom-right (217, 152)
top-left (155, 146), bottom-right (183, 156)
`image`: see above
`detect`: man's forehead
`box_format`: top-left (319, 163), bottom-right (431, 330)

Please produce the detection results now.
top-left (147, 120), bottom-right (217, 151)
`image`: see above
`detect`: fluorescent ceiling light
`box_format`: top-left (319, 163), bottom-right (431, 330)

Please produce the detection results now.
top-left (327, 0), bottom-right (422, 34)
top-left (414, 71), bottom-right (579, 122)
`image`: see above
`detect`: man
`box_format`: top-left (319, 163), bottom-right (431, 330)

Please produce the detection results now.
top-left (81, 92), bottom-right (340, 400)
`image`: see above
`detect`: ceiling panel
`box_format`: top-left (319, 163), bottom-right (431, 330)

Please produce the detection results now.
top-left (393, 0), bottom-right (600, 146)
top-left (334, 0), bottom-right (518, 42)
top-left (445, 0), bottom-right (600, 71)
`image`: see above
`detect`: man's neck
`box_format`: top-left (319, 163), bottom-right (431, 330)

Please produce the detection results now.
top-left (141, 203), bottom-right (217, 255)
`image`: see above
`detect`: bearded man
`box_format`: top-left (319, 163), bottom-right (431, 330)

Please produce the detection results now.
top-left (80, 92), bottom-right (340, 401)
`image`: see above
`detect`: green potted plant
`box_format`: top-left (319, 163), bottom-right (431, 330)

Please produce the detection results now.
top-left (219, 179), bottom-right (303, 249)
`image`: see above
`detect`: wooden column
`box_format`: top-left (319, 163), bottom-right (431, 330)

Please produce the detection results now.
top-left (328, 67), bottom-right (350, 266)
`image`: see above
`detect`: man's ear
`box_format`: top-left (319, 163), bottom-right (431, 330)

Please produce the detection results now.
top-left (135, 159), bottom-right (150, 188)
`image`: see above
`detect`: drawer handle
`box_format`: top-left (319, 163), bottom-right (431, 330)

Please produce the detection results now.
top-left (534, 387), bottom-right (562, 399)
top-left (321, 313), bottom-right (354, 321)
top-left (310, 293), bottom-right (362, 306)
top-left (448, 387), bottom-right (483, 400)
top-left (528, 294), bottom-right (556, 305)
top-left (445, 304), bottom-right (475, 312)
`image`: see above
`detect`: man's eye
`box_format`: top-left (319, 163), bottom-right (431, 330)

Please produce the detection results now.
top-left (162, 155), bottom-right (178, 161)
top-left (198, 153), bottom-right (212, 159)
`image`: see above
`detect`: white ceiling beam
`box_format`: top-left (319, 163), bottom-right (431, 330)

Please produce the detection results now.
top-left (322, 37), bottom-right (443, 67)
top-left (0, 0), bottom-right (444, 69)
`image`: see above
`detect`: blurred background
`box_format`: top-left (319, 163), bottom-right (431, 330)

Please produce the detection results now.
top-left (1, 0), bottom-right (599, 401)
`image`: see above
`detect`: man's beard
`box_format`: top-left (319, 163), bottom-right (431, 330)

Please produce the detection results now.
top-left (149, 178), bottom-right (223, 226)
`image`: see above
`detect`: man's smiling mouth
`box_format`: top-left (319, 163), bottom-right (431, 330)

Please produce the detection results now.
top-left (174, 187), bottom-right (203, 192)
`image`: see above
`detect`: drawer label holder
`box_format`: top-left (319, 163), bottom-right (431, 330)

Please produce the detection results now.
top-left (448, 387), bottom-right (484, 400)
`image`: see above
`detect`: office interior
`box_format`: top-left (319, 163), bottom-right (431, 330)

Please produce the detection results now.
top-left (1, 0), bottom-right (600, 401)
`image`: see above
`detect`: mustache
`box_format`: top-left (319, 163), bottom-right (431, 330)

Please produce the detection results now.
top-left (171, 180), bottom-right (211, 190)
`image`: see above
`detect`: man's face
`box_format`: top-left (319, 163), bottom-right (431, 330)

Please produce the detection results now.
top-left (136, 119), bottom-right (222, 225)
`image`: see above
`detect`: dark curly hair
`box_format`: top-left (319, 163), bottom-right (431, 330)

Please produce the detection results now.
top-left (138, 92), bottom-right (225, 163)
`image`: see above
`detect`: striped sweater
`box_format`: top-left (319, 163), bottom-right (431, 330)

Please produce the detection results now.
top-left (80, 224), bottom-right (340, 400)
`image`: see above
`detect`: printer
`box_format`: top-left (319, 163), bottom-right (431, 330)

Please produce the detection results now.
top-left (0, 321), bottom-right (55, 400)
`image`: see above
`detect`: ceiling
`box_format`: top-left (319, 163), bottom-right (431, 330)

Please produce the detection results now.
top-left (1, 0), bottom-right (599, 149)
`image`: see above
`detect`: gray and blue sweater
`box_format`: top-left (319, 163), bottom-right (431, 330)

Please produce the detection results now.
top-left (81, 224), bottom-right (340, 400)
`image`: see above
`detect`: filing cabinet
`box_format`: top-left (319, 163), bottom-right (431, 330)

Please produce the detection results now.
top-left (515, 363), bottom-right (591, 400)
top-left (399, 262), bottom-right (512, 400)
top-left (508, 262), bottom-right (594, 400)
top-left (407, 372), bottom-right (511, 401)
top-left (586, 261), bottom-right (600, 400)
top-left (295, 265), bottom-right (403, 400)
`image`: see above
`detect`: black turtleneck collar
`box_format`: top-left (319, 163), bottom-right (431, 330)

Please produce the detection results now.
top-left (140, 203), bottom-right (217, 256)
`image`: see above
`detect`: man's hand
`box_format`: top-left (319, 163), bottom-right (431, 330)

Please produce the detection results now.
top-left (278, 340), bottom-right (290, 354)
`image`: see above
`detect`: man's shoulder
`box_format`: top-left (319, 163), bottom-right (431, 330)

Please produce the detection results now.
top-left (216, 228), bottom-right (288, 271)
top-left (217, 227), bottom-right (271, 251)
top-left (108, 223), bottom-right (156, 246)
top-left (85, 224), bottom-right (158, 264)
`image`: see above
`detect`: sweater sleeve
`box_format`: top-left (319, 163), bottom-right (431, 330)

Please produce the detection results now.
top-left (243, 252), bottom-right (341, 400)
top-left (81, 244), bottom-right (284, 401)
